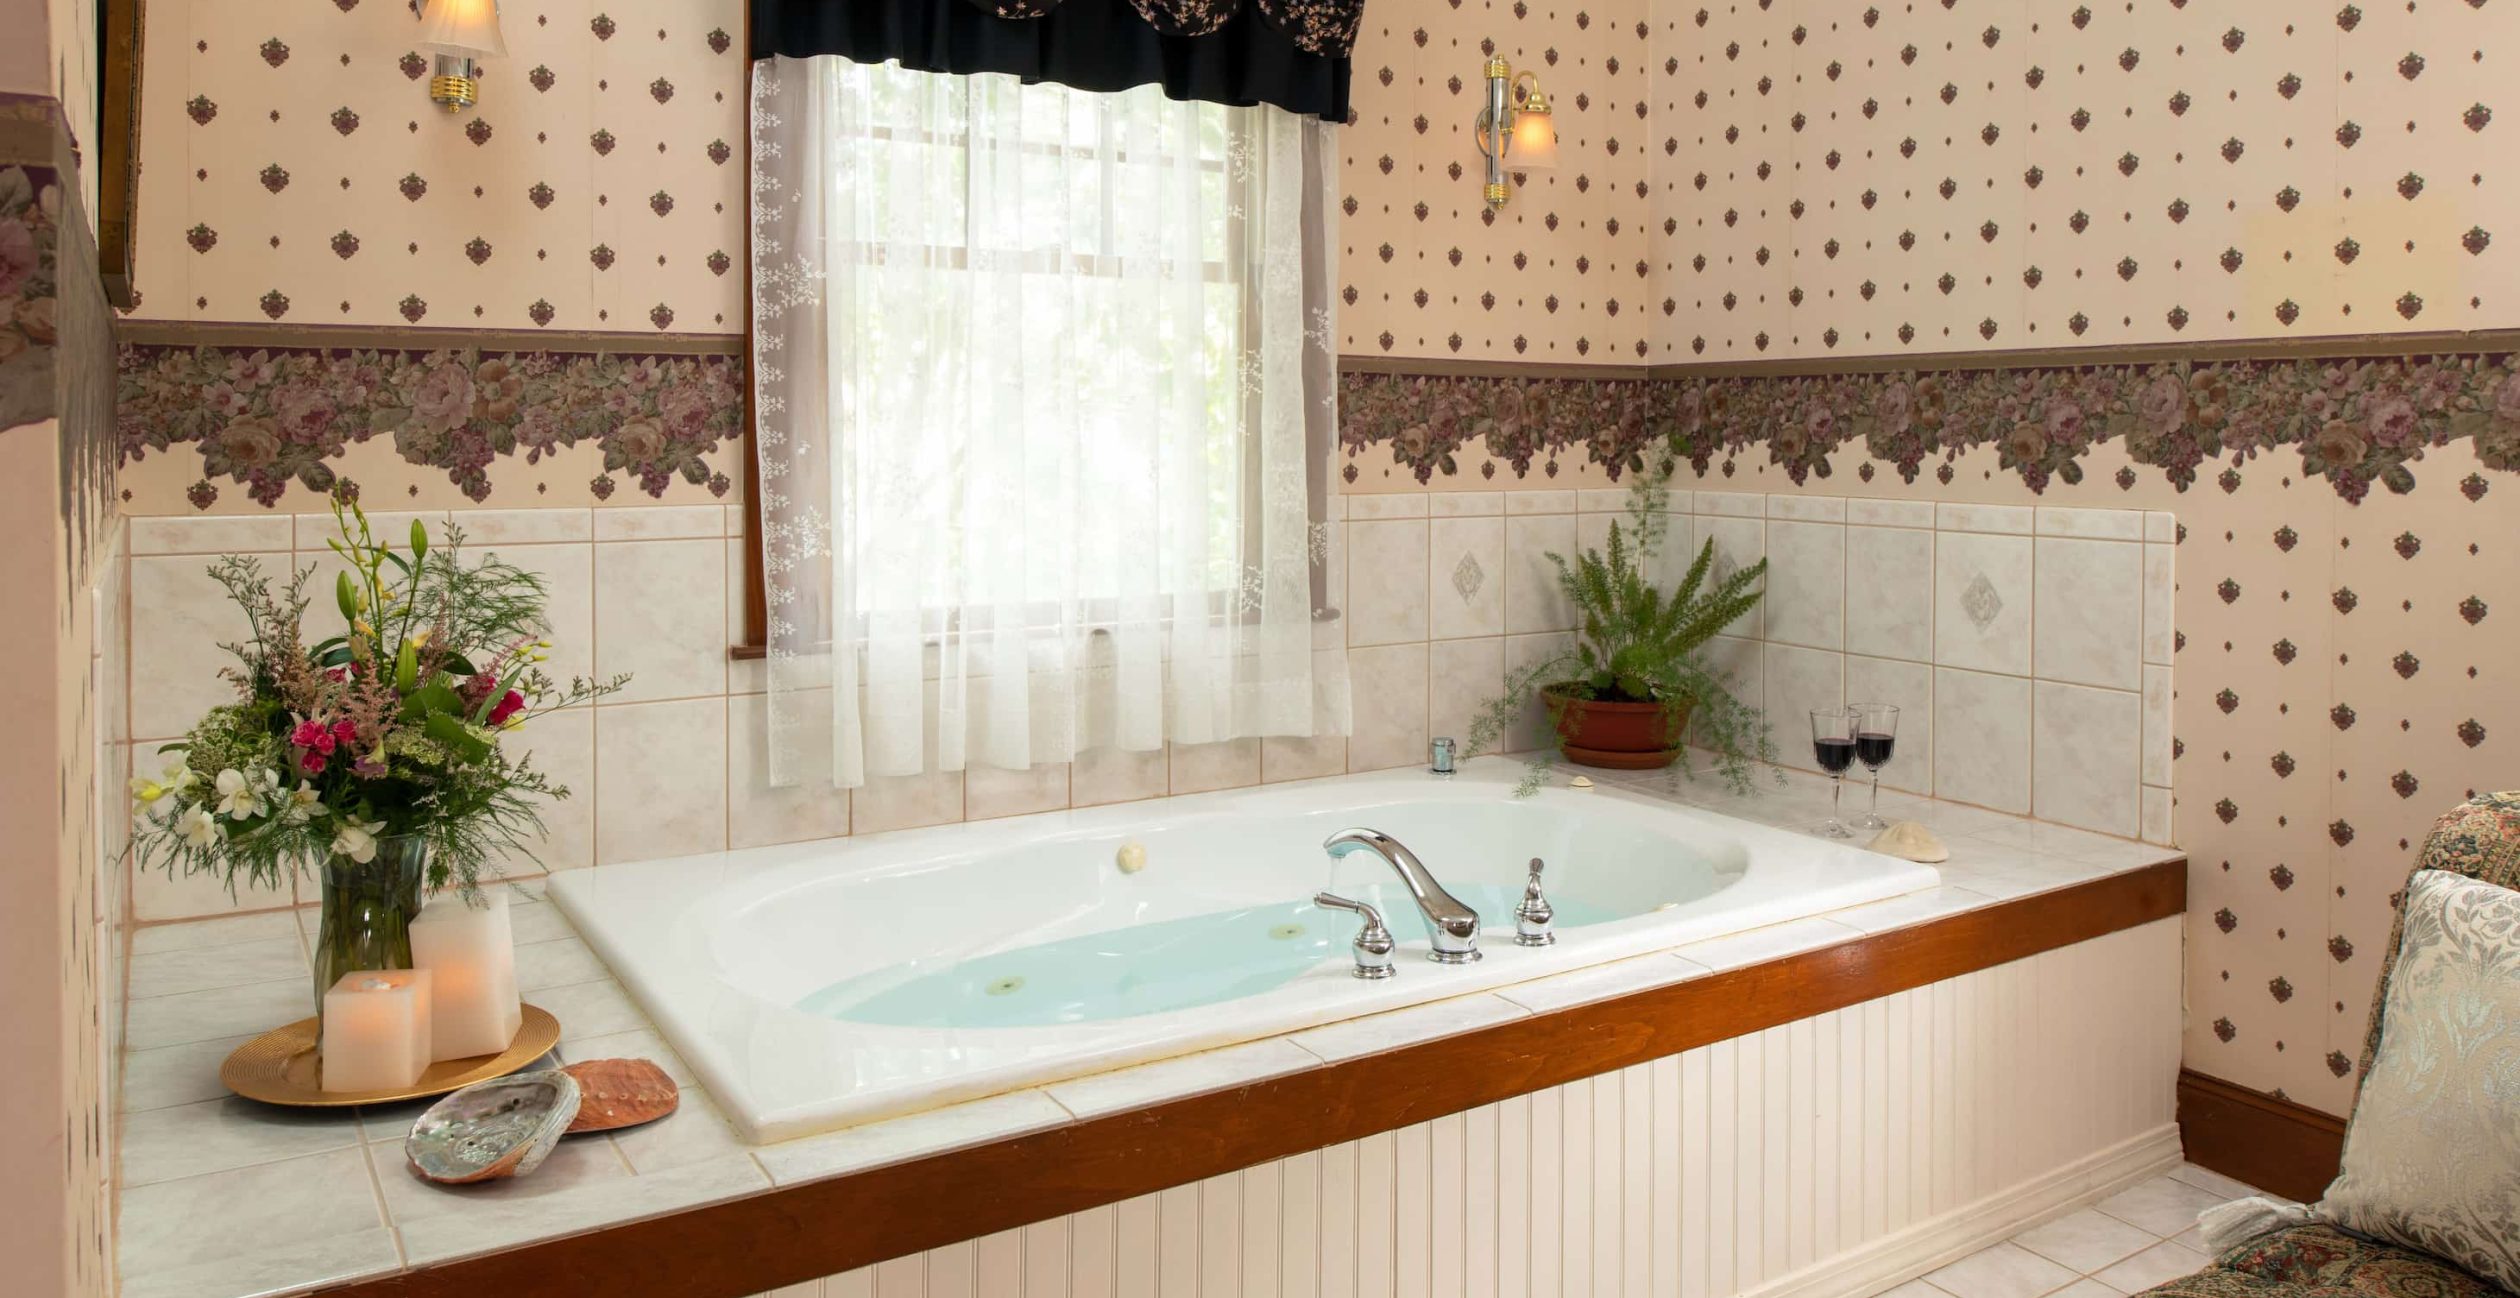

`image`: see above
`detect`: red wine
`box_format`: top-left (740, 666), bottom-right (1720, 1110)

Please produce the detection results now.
top-left (1813, 736), bottom-right (1856, 774)
top-left (1854, 731), bottom-right (1896, 769)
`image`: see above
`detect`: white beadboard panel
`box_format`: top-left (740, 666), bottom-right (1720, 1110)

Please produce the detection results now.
top-left (778, 920), bottom-right (2183, 1298)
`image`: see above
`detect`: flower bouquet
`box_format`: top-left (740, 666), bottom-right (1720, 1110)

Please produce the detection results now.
top-left (132, 499), bottom-right (624, 1017)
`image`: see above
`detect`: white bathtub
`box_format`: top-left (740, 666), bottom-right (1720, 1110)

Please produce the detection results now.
top-left (551, 758), bottom-right (1940, 1142)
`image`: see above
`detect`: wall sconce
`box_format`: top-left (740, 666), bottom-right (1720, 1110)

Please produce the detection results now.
top-left (1475, 56), bottom-right (1557, 209)
top-left (418, 0), bottom-right (508, 113)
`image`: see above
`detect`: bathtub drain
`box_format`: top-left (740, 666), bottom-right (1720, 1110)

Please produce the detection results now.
top-left (1267, 922), bottom-right (1306, 940)
top-left (984, 975), bottom-right (1026, 996)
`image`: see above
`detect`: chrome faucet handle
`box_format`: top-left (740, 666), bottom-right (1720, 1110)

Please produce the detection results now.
top-left (1322, 828), bottom-right (1482, 964)
top-left (1429, 736), bottom-right (1457, 775)
top-left (1313, 892), bottom-right (1397, 979)
top-left (1514, 857), bottom-right (1556, 947)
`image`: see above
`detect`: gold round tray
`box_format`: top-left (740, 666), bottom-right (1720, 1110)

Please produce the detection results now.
top-left (220, 1004), bottom-right (562, 1107)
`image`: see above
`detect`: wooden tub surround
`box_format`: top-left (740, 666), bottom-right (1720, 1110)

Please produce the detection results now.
top-left (283, 857), bottom-right (2186, 1298)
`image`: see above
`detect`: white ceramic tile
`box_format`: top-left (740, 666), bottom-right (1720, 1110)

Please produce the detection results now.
top-left (1934, 530), bottom-right (2034, 676)
top-left (2092, 1241), bottom-right (2213, 1293)
top-left (2142, 787), bottom-right (2173, 846)
top-left (1288, 992), bottom-right (1528, 1063)
top-left (755, 1089), bottom-right (1076, 1185)
top-left (117, 1149), bottom-right (393, 1298)
top-left (1347, 492), bottom-right (1428, 520)
top-left (594, 698), bottom-right (729, 864)
top-left (1766, 494), bottom-right (1846, 522)
top-left (1763, 519), bottom-right (1846, 649)
top-left (1429, 636), bottom-right (1505, 747)
top-left (1428, 515), bottom-right (1505, 639)
top-left (1846, 526), bottom-right (1935, 663)
top-left (2034, 537), bottom-right (2144, 691)
top-left (125, 977), bottom-right (311, 1051)
top-left (1690, 634), bottom-right (1763, 750)
top-left (2140, 664), bottom-right (2172, 787)
top-left (1843, 655), bottom-right (1933, 796)
top-left (516, 935), bottom-right (610, 992)
top-left (1578, 488), bottom-right (1628, 513)
top-left (498, 704), bottom-right (594, 872)
top-left (1501, 631), bottom-right (1577, 753)
top-left (482, 541), bottom-right (596, 690)
top-left (130, 552), bottom-right (280, 739)
top-left (121, 1035), bottom-right (262, 1113)
top-left (2166, 1163), bottom-right (2266, 1202)
top-left (130, 514), bottom-right (296, 554)
top-left (853, 768), bottom-right (966, 835)
top-left (1763, 643), bottom-right (1845, 766)
top-left (2094, 1175), bottom-right (2231, 1236)
top-left (1828, 886), bottom-right (1995, 935)
top-left (1047, 1038), bottom-right (1323, 1120)
top-left (120, 1097), bottom-right (363, 1188)
top-left (1170, 739), bottom-right (1261, 796)
top-left (2034, 506), bottom-right (2145, 541)
top-left (1933, 668), bottom-right (2033, 815)
top-left (1700, 514), bottom-right (1767, 638)
top-left (1921, 1241), bottom-right (2082, 1298)
top-left (1935, 502), bottom-right (2035, 535)
top-left (593, 538), bottom-right (727, 703)
top-left (1848, 498), bottom-right (1935, 528)
top-left (540, 976), bottom-right (657, 1042)
top-left (2010, 1208), bottom-right (2160, 1273)
top-left (1263, 735), bottom-right (1349, 783)
top-left (1493, 953), bottom-right (1711, 1014)
top-left (610, 1088), bottom-right (754, 1175)
top-left (2142, 544), bottom-right (2175, 666)
top-left (1428, 491), bottom-right (1504, 517)
top-left (1968, 819), bottom-right (2176, 868)
top-left (2033, 681), bottom-right (2142, 839)
top-left (1504, 490), bottom-right (1577, 515)
top-left (1072, 744), bottom-right (1169, 806)
top-left (592, 504), bottom-right (725, 540)
top-left (1347, 643), bottom-right (1430, 773)
top-left (441, 508), bottom-right (596, 546)
top-left (1694, 491), bottom-right (1765, 518)
top-left (2144, 512), bottom-right (2176, 544)
top-left (386, 1141), bottom-right (771, 1265)
top-left (1503, 513), bottom-right (1578, 635)
top-left (964, 760), bottom-right (1070, 821)
top-left (128, 935), bottom-right (306, 1000)
top-left (1666, 916), bottom-right (1866, 971)
top-left (1348, 518), bottom-right (1430, 646)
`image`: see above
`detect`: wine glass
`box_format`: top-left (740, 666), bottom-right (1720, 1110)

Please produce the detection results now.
top-left (1809, 707), bottom-right (1859, 839)
top-left (1852, 703), bottom-right (1900, 831)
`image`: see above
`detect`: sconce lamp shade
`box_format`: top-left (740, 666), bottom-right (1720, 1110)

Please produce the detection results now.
top-left (418, 0), bottom-right (508, 58)
top-left (1509, 109), bottom-right (1558, 170)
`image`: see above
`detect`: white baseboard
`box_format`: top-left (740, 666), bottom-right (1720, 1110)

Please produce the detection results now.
top-left (1744, 1125), bottom-right (2188, 1298)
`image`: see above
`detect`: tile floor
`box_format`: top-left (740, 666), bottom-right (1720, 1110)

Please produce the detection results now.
top-left (1893, 1164), bottom-right (2278, 1298)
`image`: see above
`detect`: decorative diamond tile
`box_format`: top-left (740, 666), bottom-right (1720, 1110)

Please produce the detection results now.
top-left (1451, 552), bottom-right (1486, 603)
top-left (1961, 572), bottom-right (2005, 630)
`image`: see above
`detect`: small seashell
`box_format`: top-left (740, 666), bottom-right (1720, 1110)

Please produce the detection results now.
top-left (1868, 820), bottom-right (1950, 863)
top-left (1115, 841), bottom-right (1148, 874)
top-left (406, 1069), bottom-right (580, 1184)
top-left (562, 1057), bottom-right (680, 1133)
top-left (1569, 775), bottom-right (1595, 789)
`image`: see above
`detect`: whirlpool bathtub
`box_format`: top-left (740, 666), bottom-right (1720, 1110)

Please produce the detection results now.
top-left (551, 758), bottom-right (1940, 1141)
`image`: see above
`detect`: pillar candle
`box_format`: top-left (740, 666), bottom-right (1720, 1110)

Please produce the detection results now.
top-left (410, 889), bottom-right (524, 1060)
top-left (320, 970), bottom-right (433, 1092)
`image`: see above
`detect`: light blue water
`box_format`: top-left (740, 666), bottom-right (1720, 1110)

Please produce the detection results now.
top-left (797, 883), bottom-right (1623, 1029)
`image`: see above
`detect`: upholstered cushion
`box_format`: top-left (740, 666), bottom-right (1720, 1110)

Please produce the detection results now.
top-left (2137, 1224), bottom-right (2512, 1298)
top-left (2359, 793), bottom-right (2520, 1080)
top-left (2318, 870), bottom-right (2520, 1291)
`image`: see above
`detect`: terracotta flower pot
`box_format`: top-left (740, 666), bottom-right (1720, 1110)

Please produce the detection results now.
top-left (1544, 685), bottom-right (1694, 770)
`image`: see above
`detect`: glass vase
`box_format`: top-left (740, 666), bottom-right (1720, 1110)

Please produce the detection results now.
top-left (310, 835), bottom-right (428, 1023)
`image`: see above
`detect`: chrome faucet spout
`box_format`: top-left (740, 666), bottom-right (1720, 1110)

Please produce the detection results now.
top-left (1321, 828), bottom-right (1482, 963)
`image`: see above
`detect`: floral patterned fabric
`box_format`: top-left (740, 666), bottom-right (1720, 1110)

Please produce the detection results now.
top-left (2138, 1224), bottom-right (2513, 1298)
top-left (2318, 870), bottom-right (2520, 1291)
top-left (2358, 793), bottom-right (2520, 1079)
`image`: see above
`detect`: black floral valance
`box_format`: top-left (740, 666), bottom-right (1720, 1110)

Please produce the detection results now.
top-left (749, 0), bottom-right (1358, 121)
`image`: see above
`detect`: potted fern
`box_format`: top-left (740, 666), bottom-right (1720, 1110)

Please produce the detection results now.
top-left (1464, 460), bottom-right (1772, 788)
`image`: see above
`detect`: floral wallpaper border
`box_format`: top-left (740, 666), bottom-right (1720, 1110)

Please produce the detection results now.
top-left (0, 148), bottom-right (65, 435)
top-left (1341, 349), bottom-right (2520, 504)
top-left (117, 339), bottom-right (744, 509)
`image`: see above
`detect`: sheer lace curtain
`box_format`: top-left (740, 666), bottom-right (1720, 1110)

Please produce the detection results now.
top-left (750, 56), bottom-right (1349, 789)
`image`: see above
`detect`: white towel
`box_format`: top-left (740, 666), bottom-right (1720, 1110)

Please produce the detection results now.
top-left (2195, 1197), bottom-right (2318, 1254)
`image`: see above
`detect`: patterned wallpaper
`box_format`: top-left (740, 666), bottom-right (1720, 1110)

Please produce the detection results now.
top-left (1645, 0), bottom-right (2511, 362)
top-left (113, 0), bottom-right (2520, 1115)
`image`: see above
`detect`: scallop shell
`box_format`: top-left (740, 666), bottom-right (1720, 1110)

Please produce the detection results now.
top-left (561, 1057), bottom-right (680, 1133)
top-left (405, 1069), bottom-right (581, 1184)
top-left (1868, 820), bottom-right (1951, 864)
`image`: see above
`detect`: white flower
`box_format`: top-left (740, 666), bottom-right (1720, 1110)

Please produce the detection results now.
top-left (279, 783), bottom-right (327, 825)
top-left (175, 805), bottom-right (223, 849)
top-left (213, 768), bottom-right (275, 821)
top-left (330, 817), bottom-right (388, 864)
top-left (129, 760), bottom-right (195, 811)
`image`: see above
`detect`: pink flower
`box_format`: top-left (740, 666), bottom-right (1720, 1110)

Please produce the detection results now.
top-left (410, 361), bottom-right (477, 427)
top-left (290, 718), bottom-right (336, 754)
top-left (299, 751), bottom-right (327, 776)
top-left (486, 690), bottom-right (525, 727)
top-left (331, 718), bottom-right (358, 747)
